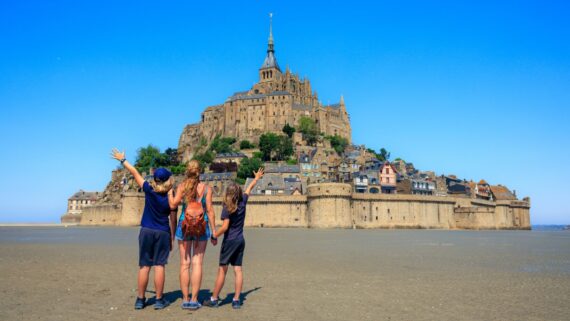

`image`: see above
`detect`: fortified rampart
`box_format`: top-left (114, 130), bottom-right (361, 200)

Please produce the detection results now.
top-left (80, 183), bottom-right (530, 230)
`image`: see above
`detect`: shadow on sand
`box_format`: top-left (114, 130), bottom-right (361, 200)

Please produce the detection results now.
top-left (147, 287), bottom-right (262, 306)
top-left (219, 286), bottom-right (262, 306)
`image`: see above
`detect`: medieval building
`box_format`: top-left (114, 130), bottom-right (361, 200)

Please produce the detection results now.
top-left (178, 16), bottom-right (352, 162)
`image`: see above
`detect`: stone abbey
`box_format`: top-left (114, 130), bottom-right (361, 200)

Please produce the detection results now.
top-left (178, 17), bottom-right (351, 162)
top-left (64, 16), bottom-right (530, 230)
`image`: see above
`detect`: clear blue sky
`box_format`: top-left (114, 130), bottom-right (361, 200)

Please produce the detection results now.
top-left (0, 0), bottom-right (568, 224)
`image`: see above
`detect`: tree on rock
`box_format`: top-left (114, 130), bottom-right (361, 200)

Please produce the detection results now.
top-left (239, 140), bottom-right (255, 150)
top-left (282, 123), bottom-right (296, 138)
top-left (259, 132), bottom-right (280, 161)
top-left (298, 116), bottom-right (318, 146)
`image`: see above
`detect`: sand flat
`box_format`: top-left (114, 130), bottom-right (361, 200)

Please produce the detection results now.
top-left (1, 227), bottom-right (569, 321)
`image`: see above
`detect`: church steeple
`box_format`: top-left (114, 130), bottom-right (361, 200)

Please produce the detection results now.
top-left (268, 12), bottom-right (274, 52)
top-left (260, 13), bottom-right (281, 80)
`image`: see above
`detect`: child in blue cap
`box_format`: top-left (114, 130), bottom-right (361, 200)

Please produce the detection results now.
top-left (111, 148), bottom-right (177, 310)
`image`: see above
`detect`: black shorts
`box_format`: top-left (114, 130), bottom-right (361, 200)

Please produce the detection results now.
top-left (139, 227), bottom-right (170, 266)
top-left (219, 238), bottom-right (245, 266)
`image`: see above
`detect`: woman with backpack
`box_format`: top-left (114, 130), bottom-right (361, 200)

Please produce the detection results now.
top-left (168, 159), bottom-right (217, 310)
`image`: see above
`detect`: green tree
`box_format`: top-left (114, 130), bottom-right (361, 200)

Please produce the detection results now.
top-left (282, 123), bottom-right (296, 138)
top-left (170, 163), bottom-right (187, 175)
top-left (209, 135), bottom-right (237, 154)
top-left (135, 145), bottom-right (165, 174)
top-left (192, 150), bottom-right (215, 169)
top-left (286, 158), bottom-right (298, 165)
top-left (259, 132), bottom-right (281, 161)
top-left (298, 116), bottom-right (318, 146)
top-left (164, 148), bottom-right (180, 166)
top-left (276, 135), bottom-right (294, 160)
top-left (239, 140), bottom-right (255, 149)
top-left (327, 135), bottom-right (348, 155)
top-left (377, 148), bottom-right (391, 162)
top-left (237, 156), bottom-right (263, 182)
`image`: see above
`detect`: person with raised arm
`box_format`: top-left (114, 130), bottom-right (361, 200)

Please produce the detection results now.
top-left (203, 168), bottom-right (264, 309)
top-left (110, 148), bottom-right (176, 310)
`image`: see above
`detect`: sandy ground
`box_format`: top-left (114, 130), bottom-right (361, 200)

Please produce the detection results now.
top-left (1, 227), bottom-right (569, 321)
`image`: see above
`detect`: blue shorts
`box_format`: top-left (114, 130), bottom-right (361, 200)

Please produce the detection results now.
top-left (219, 238), bottom-right (245, 266)
top-left (138, 227), bottom-right (170, 266)
top-left (175, 213), bottom-right (211, 242)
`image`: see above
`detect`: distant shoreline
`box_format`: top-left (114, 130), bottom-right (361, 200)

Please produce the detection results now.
top-left (0, 223), bottom-right (78, 227)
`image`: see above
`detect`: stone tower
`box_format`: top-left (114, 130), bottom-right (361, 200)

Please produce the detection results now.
top-left (259, 13), bottom-right (281, 85)
top-left (177, 14), bottom-right (353, 162)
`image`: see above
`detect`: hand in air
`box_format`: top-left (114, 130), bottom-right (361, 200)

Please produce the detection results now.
top-left (110, 148), bottom-right (126, 161)
top-left (253, 167), bottom-right (265, 180)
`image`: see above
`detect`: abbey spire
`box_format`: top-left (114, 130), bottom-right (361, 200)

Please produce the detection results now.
top-left (260, 13), bottom-right (281, 78)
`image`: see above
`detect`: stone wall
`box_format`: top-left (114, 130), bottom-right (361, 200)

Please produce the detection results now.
top-left (78, 183), bottom-right (531, 230)
top-left (80, 204), bottom-right (122, 226)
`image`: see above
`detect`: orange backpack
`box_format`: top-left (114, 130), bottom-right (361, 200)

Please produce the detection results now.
top-left (181, 185), bottom-right (208, 238)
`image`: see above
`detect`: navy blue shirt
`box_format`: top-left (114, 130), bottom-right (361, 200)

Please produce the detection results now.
top-left (140, 181), bottom-right (171, 233)
top-left (221, 193), bottom-right (249, 241)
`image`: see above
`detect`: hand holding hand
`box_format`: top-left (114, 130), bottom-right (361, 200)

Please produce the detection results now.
top-left (110, 148), bottom-right (126, 162)
top-left (211, 238), bottom-right (218, 246)
top-left (253, 167), bottom-right (265, 180)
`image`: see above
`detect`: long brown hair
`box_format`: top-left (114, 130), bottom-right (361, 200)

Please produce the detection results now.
top-left (182, 160), bottom-right (201, 202)
top-left (223, 183), bottom-right (243, 214)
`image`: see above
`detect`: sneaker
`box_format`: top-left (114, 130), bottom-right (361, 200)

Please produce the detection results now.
top-left (154, 297), bottom-right (169, 310)
top-left (134, 297), bottom-right (146, 310)
top-left (181, 300), bottom-right (201, 310)
top-left (203, 297), bottom-right (220, 308)
top-left (232, 299), bottom-right (241, 309)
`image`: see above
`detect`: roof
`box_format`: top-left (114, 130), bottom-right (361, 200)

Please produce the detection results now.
top-left (381, 162), bottom-right (399, 174)
top-left (69, 190), bottom-right (101, 201)
top-left (448, 184), bottom-right (470, 194)
top-left (478, 179), bottom-right (489, 185)
top-left (200, 172), bottom-right (234, 181)
top-left (490, 185), bottom-right (517, 200)
top-left (264, 163), bottom-right (300, 173)
top-left (299, 149), bottom-right (318, 163)
top-left (292, 103), bottom-right (312, 111)
top-left (267, 91), bottom-right (291, 96)
top-left (261, 50), bottom-right (280, 70)
top-left (216, 152), bottom-right (246, 158)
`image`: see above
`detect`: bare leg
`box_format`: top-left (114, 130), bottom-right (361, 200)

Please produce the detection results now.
top-left (190, 240), bottom-right (207, 302)
top-left (212, 265), bottom-right (229, 299)
top-left (154, 265), bottom-right (165, 299)
top-left (233, 266), bottom-right (243, 301)
top-left (137, 266), bottom-right (151, 298)
top-left (178, 240), bottom-right (192, 301)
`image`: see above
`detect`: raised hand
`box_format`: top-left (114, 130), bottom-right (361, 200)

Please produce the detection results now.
top-left (110, 148), bottom-right (126, 162)
top-left (253, 167), bottom-right (264, 180)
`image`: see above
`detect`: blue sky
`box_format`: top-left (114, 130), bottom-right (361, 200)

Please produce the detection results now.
top-left (0, 0), bottom-right (568, 224)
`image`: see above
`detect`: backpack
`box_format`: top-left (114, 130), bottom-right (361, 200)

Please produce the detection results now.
top-left (181, 185), bottom-right (208, 238)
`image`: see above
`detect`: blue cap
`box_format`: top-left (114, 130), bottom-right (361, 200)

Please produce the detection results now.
top-left (153, 168), bottom-right (172, 182)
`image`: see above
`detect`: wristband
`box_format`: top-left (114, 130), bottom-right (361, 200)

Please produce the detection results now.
top-left (120, 158), bottom-right (126, 164)
top-left (211, 236), bottom-right (218, 241)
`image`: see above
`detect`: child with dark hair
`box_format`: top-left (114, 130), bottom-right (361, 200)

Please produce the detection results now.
top-left (203, 168), bottom-right (264, 309)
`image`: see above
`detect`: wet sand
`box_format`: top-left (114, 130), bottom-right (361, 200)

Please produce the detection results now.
top-left (1, 227), bottom-right (569, 321)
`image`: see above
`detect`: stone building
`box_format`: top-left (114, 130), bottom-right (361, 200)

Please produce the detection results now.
top-left (214, 152), bottom-right (247, 165)
top-left (380, 162), bottom-right (398, 194)
top-left (178, 17), bottom-right (352, 162)
top-left (61, 190), bottom-right (102, 223)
